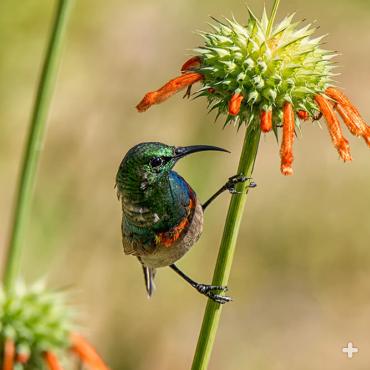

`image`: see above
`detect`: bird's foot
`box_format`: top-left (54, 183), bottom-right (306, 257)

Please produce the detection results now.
top-left (226, 174), bottom-right (256, 194)
top-left (194, 283), bottom-right (232, 304)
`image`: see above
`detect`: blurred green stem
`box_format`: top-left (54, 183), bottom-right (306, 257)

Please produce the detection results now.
top-left (191, 126), bottom-right (261, 370)
top-left (3, 0), bottom-right (73, 290)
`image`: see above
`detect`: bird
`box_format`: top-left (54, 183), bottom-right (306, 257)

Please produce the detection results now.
top-left (115, 142), bottom-right (255, 303)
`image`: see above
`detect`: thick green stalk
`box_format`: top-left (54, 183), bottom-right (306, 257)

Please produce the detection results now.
top-left (191, 126), bottom-right (261, 370)
top-left (3, 0), bottom-right (73, 290)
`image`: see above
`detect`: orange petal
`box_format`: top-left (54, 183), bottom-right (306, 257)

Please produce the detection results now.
top-left (228, 93), bottom-right (244, 116)
top-left (3, 338), bottom-right (15, 370)
top-left (280, 102), bottom-right (295, 176)
top-left (335, 103), bottom-right (370, 147)
top-left (260, 109), bottom-right (272, 132)
top-left (315, 94), bottom-right (352, 162)
top-left (71, 333), bottom-right (110, 370)
top-left (136, 72), bottom-right (203, 112)
top-left (44, 352), bottom-right (64, 370)
top-left (326, 87), bottom-right (362, 115)
top-left (334, 103), bottom-right (362, 136)
top-left (16, 352), bottom-right (30, 364)
top-left (181, 56), bottom-right (201, 73)
top-left (326, 87), bottom-right (370, 146)
top-left (297, 110), bottom-right (309, 120)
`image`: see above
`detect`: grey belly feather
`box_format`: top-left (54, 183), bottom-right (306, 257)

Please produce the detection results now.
top-left (122, 201), bottom-right (203, 268)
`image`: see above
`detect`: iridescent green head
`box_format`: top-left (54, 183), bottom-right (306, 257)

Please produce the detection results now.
top-left (116, 142), bottom-right (229, 195)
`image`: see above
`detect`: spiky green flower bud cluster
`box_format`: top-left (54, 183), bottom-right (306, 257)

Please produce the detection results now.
top-left (0, 281), bottom-right (74, 368)
top-left (194, 8), bottom-right (337, 127)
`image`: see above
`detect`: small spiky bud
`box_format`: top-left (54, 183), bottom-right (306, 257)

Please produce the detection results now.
top-left (136, 6), bottom-right (370, 175)
top-left (0, 282), bottom-right (109, 370)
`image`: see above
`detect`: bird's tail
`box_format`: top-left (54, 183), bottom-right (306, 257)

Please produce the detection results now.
top-left (142, 266), bottom-right (156, 297)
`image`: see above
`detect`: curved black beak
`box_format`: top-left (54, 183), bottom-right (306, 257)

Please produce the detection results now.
top-left (174, 145), bottom-right (230, 159)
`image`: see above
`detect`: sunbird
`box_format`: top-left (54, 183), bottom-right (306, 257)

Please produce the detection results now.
top-left (116, 142), bottom-right (255, 303)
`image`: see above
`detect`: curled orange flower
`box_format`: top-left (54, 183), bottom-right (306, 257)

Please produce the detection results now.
top-left (136, 72), bottom-right (203, 112)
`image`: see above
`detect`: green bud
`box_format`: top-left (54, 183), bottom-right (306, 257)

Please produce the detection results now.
top-left (194, 7), bottom-right (334, 126)
top-left (244, 58), bottom-right (255, 70)
top-left (253, 75), bottom-right (265, 89)
top-left (0, 281), bottom-right (74, 365)
top-left (248, 90), bottom-right (259, 103)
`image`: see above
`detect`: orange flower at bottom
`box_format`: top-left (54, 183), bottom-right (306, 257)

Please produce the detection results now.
top-left (280, 102), bottom-right (295, 176)
top-left (7, 333), bottom-right (110, 370)
top-left (3, 338), bottom-right (15, 370)
top-left (44, 352), bottom-right (64, 370)
top-left (71, 333), bottom-right (110, 370)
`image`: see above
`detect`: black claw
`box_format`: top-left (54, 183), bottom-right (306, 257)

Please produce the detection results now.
top-left (195, 283), bottom-right (227, 293)
top-left (226, 174), bottom-right (256, 194)
top-left (206, 292), bottom-right (232, 304)
top-left (195, 284), bottom-right (231, 304)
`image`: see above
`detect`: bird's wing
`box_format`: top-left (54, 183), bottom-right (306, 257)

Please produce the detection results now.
top-left (121, 216), bottom-right (157, 255)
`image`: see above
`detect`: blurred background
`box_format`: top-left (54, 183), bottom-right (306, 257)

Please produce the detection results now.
top-left (0, 0), bottom-right (369, 369)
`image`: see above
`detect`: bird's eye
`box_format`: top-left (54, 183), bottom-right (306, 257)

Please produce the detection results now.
top-left (150, 157), bottom-right (164, 168)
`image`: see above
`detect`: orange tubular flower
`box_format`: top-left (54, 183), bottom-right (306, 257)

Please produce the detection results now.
top-left (334, 103), bottom-right (363, 137)
top-left (280, 102), bottom-right (295, 176)
top-left (136, 72), bottom-right (203, 112)
top-left (3, 338), bottom-right (15, 370)
top-left (260, 109), bottom-right (272, 132)
top-left (315, 94), bottom-right (352, 162)
top-left (325, 87), bottom-right (370, 147)
top-left (44, 352), bottom-right (64, 370)
top-left (181, 56), bottom-right (201, 73)
top-left (228, 93), bottom-right (244, 116)
top-left (71, 333), bottom-right (110, 370)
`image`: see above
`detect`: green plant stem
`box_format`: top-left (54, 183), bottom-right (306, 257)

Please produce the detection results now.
top-left (2, 0), bottom-right (73, 291)
top-left (191, 126), bottom-right (261, 370)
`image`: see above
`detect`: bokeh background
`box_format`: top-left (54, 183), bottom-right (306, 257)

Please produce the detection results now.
top-left (1, 0), bottom-right (369, 369)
